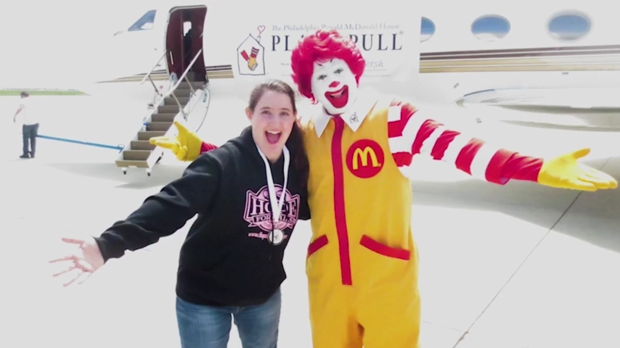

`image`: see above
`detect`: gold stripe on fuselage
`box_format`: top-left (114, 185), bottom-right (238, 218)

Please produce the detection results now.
top-left (98, 44), bottom-right (620, 83)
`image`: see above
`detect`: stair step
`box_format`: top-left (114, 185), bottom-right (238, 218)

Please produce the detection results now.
top-left (138, 131), bottom-right (165, 140)
top-left (158, 105), bottom-right (180, 113)
top-left (176, 79), bottom-right (204, 87)
top-left (152, 113), bottom-right (176, 122)
top-left (123, 150), bottom-right (151, 161)
top-left (147, 121), bottom-right (173, 131)
top-left (171, 92), bottom-right (192, 100)
top-left (181, 81), bottom-right (205, 88)
top-left (173, 86), bottom-right (193, 94)
top-left (116, 159), bottom-right (150, 169)
top-left (164, 97), bottom-right (190, 105)
top-left (131, 140), bottom-right (156, 151)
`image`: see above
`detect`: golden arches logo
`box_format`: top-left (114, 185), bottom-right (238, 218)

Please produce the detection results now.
top-left (346, 139), bottom-right (384, 179)
top-left (352, 147), bottom-right (380, 170)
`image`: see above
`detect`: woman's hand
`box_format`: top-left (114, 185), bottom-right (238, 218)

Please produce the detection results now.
top-left (49, 237), bottom-right (105, 287)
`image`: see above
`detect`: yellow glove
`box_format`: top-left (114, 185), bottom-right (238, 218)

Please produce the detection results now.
top-left (248, 57), bottom-right (258, 71)
top-left (149, 120), bottom-right (203, 162)
top-left (537, 148), bottom-right (618, 191)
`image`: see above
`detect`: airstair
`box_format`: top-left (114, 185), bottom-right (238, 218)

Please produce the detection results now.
top-left (115, 49), bottom-right (210, 176)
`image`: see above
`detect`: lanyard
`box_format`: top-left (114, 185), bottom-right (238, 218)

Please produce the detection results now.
top-left (256, 145), bottom-right (290, 228)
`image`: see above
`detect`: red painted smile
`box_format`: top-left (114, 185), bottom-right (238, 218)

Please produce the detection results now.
top-left (324, 85), bottom-right (349, 109)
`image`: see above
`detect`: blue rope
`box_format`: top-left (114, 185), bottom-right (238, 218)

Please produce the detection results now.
top-left (37, 134), bottom-right (125, 152)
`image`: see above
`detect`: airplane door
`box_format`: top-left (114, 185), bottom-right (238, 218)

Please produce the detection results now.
top-left (165, 6), bottom-right (207, 81)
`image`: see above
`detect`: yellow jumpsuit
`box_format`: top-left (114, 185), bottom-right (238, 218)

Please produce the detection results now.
top-left (304, 98), bottom-right (420, 348)
top-left (163, 91), bottom-right (617, 348)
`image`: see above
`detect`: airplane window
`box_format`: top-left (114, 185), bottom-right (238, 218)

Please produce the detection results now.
top-left (471, 15), bottom-right (511, 41)
top-left (548, 12), bottom-right (591, 41)
top-left (128, 10), bottom-right (157, 32)
top-left (420, 17), bottom-right (435, 42)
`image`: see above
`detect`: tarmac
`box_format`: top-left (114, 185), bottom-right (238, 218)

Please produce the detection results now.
top-left (1, 99), bottom-right (620, 348)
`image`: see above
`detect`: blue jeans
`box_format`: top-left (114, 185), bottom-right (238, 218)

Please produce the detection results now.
top-left (176, 288), bottom-right (281, 348)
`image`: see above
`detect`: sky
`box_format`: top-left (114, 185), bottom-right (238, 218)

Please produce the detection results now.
top-left (0, 1), bottom-right (161, 88)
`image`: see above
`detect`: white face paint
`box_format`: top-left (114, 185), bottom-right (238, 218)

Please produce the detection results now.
top-left (310, 58), bottom-right (359, 115)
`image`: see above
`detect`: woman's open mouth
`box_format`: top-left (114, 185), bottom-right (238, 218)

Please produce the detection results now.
top-left (266, 131), bottom-right (281, 144)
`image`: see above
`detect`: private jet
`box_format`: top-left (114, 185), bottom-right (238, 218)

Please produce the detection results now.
top-left (63, 0), bottom-right (620, 175)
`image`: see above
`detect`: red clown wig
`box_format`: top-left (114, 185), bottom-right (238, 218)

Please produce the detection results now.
top-left (290, 29), bottom-right (366, 103)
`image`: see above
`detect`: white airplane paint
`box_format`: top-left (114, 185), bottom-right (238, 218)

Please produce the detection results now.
top-left (28, 0), bottom-right (620, 171)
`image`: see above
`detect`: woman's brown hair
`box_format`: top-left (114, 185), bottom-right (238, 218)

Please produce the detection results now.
top-left (248, 80), bottom-right (309, 186)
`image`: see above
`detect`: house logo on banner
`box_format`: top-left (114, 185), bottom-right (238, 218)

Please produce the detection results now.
top-left (236, 25), bottom-right (267, 76)
top-left (232, 21), bottom-right (416, 81)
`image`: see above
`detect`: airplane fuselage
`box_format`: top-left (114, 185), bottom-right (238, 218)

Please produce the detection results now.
top-left (89, 0), bottom-right (618, 109)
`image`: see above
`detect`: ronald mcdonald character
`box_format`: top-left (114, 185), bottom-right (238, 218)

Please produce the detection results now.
top-left (150, 30), bottom-right (617, 348)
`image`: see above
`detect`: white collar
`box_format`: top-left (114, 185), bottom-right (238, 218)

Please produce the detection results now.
top-left (313, 87), bottom-right (380, 138)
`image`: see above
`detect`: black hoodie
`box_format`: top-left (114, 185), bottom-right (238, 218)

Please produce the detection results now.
top-left (94, 126), bottom-right (310, 307)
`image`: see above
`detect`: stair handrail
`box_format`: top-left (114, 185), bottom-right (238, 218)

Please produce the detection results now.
top-left (160, 49), bottom-right (203, 120)
top-left (141, 51), bottom-right (167, 85)
top-left (141, 51), bottom-right (168, 103)
top-left (177, 49), bottom-right (203, 96)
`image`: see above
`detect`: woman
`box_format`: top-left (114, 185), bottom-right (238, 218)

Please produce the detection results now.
top-left (49, 80), bottom-right (310, 348)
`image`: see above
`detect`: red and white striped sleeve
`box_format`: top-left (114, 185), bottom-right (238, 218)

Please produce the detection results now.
top-left (386, 99), bottom-right (542, 185)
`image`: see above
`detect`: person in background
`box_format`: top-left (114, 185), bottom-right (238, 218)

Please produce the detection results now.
top-left (13, 91), bottom-right (39, 159)
top-left (49, 79), bottom-right (310, 348)
top-left (183, 10), bottom-right (194, 73)
top-left (184, 26), bottom-right (194, 69)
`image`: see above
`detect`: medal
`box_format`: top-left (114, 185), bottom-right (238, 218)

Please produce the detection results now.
top-left (256, 145), bottom-right (290, 246)
top-left (269, 229), bottom-right (284, 245)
